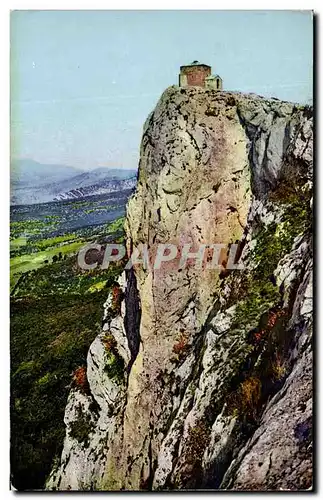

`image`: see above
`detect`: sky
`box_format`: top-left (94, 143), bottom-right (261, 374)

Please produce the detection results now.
top-left (10, 10), bottom-right (313, 171)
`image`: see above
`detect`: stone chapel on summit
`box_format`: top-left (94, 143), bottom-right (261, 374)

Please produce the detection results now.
top-left (179, 61), bottom-right (223, 90)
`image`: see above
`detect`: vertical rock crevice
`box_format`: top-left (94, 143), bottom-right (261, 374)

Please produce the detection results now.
top-left (124, 268), bottom-right (141, 371)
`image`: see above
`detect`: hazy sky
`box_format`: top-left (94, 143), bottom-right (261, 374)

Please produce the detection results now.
top-left (11, 10), bottom-right (313, 171)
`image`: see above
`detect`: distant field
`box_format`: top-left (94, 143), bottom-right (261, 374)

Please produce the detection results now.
top-left (10, 237), bottom-right (27, 249)
top-left (10, 190), bottom-right (131, 240)
top-left (10, 192), bottom-right (127, 285)
top-left (11, 240), bottom-right (85, 275)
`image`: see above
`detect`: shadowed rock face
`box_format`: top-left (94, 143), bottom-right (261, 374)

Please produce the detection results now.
top-left (124, 268), bottom-right (141, 369)
top-left (47, 87), bottom-right (313, 491)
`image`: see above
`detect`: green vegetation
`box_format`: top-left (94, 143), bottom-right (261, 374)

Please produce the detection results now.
top-left (102, 333), bottom-right (125, 384)
top-left (32, 233), bottom-right (77, 250)
top-left (233, 181), bottom-right (311, 331)
top-left (223, 172), bottom-right (312, 429)
top-left (10, 197), bottom-right (126, 490)
top-left (87, 280), bottom-right (108, 293)
top-left (69, 404), bottom-right (93, 447)
top-left (12, 254), bottom-right (121, 298)
top-left (10, 240), bottom-right (85, 279)
top-left (84, 204), bottom-right (119, 214)
top-left (106, 216), bottom-right (125, 234)
top-left (10, 237), bottom-right (27, 249)
top-left (228, 376), bottom-right (262, 419)
top-left (233, 279), bottom-right (280, 330)
top-left (104, 351), bottom-right (125, 383)
top-left (10, 290), bottom-right (108, 489)
top-left (10, 216), bottom-right (60, 240)
top-left (225, 307), bottom-right (290, 422)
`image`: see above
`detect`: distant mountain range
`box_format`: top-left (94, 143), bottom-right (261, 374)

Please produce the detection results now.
top-left (10, 159), bottom-right (137, 205)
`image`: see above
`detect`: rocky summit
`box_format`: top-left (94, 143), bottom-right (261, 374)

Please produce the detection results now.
top-left (47, 86), bottom-right (313, 491)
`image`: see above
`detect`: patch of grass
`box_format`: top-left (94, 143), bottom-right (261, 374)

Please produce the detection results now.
top-left (87, 280), bottom-right (107, 293)
top-left (233, 278), bottom-right (280, 331)
top-left (186, 421), bottom-right (210, 459)
top-left (225, 306), bottom-right (290, 423)
top-left (104, 351), bottom-right (125, 384)
top-left (106, 217), bottom-right (125, 234)
top-left (33, 233), bottom-right (77, 251)
top-left (12, 254), bottom-right (121, 298)
top-left (270, 351), bottom-right (287, 381)
top-left (10, 237), bottom-right (27, 249)
top-left (10, 240), bottom-right (85, 278)
top-left (36, 372), bottom-right (54, 388)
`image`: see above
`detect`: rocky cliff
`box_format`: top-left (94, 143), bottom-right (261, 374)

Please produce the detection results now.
top-left (47, 86), bottom-right (313, 491)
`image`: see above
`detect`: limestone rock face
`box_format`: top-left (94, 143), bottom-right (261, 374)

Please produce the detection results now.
top-left (47, 87), bottom-right (313, 491)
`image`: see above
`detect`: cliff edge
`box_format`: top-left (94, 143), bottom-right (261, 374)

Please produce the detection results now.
top-left (47, 86), bottom-right (313, 491)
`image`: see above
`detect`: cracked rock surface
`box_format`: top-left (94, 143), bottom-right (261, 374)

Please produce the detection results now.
top-left (47, 86), bottom-right (313, 491)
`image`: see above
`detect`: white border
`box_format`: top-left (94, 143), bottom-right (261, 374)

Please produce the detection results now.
top-left (1, 2), bottom-right (319, 498)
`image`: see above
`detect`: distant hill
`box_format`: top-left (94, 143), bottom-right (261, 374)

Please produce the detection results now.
top-left (11, 159), bottom-right (82, 187)
top-left (53, 168), bottom-right (137, 192)
top-left (54, 177), bottom-right (137, 201)
top-left (10, 160), bottom-right (137, 205)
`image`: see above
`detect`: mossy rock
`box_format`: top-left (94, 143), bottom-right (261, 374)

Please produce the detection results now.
top-left (69, 404), bottom-right (93, 447)
top-left (104, 351), bottom-right (125, 384)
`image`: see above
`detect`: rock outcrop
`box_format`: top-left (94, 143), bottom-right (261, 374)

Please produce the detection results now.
top-left (47, 86), bottom-right (313, 491)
